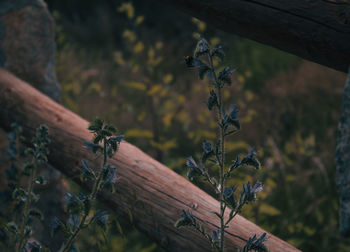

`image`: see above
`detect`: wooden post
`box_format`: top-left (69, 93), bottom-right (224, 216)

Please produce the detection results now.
top-left (157, 0), bottom-right (350, 73)
top-left (0, 68), bottom-right (300, 251)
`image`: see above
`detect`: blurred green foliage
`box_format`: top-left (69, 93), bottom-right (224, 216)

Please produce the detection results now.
top-left (47, 0), bottom-right (350, 251)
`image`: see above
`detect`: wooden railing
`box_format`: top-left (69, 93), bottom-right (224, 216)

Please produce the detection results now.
top-left (0, 68), bottom-right (300, 251)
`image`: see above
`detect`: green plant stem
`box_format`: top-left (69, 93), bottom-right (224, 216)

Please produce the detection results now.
top-left (208, 53), bottom-right (226, 252)
top-left (191, 219), bottom-right (221, 252)
top-left (225, 210), bottom-right (239, 227)
top-left (16, 160), bottom-right (36, 252)
top-left (62, 139), bottom-right (108, 252)
top-left (91, 139), bottom-right (107, 200)
top-left (219, 93), bottom-right (225, 252)
top-left (203, 170), bottom-right (217, 188)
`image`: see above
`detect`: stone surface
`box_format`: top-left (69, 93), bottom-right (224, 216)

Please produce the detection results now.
top-left (0, 0), bottom-right (61, 102)
top-left (0, 1), bottom-right (64, 250)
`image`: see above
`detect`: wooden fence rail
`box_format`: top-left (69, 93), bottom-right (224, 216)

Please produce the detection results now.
top-left (158, 0), bottom-right (350, 73)
top-left (0, 68), bottom-right (299, 251)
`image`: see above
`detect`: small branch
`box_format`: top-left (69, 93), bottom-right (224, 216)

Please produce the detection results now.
top-left (61, 138), bottom-right (108, 252)
top-left (16, 159), bottom-right (36, 252)
top-left (208, 52), bottom-right (226, 252)
top-left (203, 170), bottom-right (218, 189)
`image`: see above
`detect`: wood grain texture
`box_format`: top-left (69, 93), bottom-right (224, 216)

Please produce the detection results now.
top-left (0, 68), bottom-right (300, 251)
top-left (157, 0), bottom-right (350, 73)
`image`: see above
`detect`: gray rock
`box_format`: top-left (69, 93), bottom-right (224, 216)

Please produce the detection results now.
top-left (0, 0), bottom-right (61, 102)
top-left (0, 1), bottom-right (65, 250)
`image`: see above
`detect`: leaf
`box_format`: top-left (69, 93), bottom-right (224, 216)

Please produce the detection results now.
top-left (242, 181), bottom-right (263, 204)
top-left (202, 140), bottom-right (214, 164)
top-left (105, 125), bottom-right (117, 133)
top-left (6, 222), bottom-right (18, 234)
top-left (110, 135), bottom-right (124, 144)
top-left (68, 214), bottom-right (80, 232)
top-left (174, 210), bottom-right (195, 228)
top-left (27, 241), bottom-right (43, 252)
top-left (212, 229), bottom-right (221, 243)
top-left (253, 181), bottom-right (263, 193)
top-left (223, 187), bottom-right (237, 209)
top-left (218, 67), bottom-right (234, 86)
top-left (241, 148), bottom-right (261, 169)
top-left (227, 156), bottom-right (241, 176)
top-left (35, 176), bottom-right (47, 185)
top-left (23, 163), bottom-right (35, 176)
top-left (186, 156), bottom-right (203, 180)
top-left (207, 90), bottom-right (219, 110)
top-left (78, 193), bottom-right (90, 216)
top-left (50, 217), bottom-right (64, 237)
top-left (12, 187), bottom-right (26, 201)
top-left (184, 56), bottom-right (204, 68)
top-left (93, 135), bottom-right (103, 144)
top-left (100, 165), bottom-right (118, 193)
top-left (64, 193), bottom-right (83, 214)
top-left (194, 37), bottom-right (210, 57)
top-left (198, 64), bottom-right (210, 80)
top-left (225, 104), bottom-right (240, 130)
top-left (211, 45), bottom-right (225, 61)
top-left (83, 140), bottom-right (103, 154)
top-left (215, 140), bottom-right (220, 155)
top-left (31, 192), bottom-right (40, 203)
top-left (27, 241), bottom-right (42, 252)
top-left (24, 225), bottom-right (32, 238)
top-left (80, 160), bottom-right (96, 181)
top-left (101, 129), bottom-right (112, 137)
top-left (88, 118), bottom-right (103, 132)
top-left (202, 140), bottom-right (213, 154)
top-left (93, 210), bottom-right (109, 230)
top-left (29, 208), bottom-right (44, 221)
top-left (110, 140), bottom-right (117, 152)
top-left (242, 233), bottom-right (268, 251)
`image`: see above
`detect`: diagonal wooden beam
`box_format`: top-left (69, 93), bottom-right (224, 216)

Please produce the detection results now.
top-left (157, 0), bottom-right (350, 73)
top-left (0, 68), bottom-right (300, 251)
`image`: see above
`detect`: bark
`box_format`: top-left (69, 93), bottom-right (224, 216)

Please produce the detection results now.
top-left (0, 68), bottom-right (300, 251)
top-left (157, 0), bottom-right (350, 73)
top-left (336, 66), bottom-right (350, 237)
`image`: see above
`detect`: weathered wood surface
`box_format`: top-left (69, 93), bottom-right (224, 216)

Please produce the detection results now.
top-left (0, 68), bottom-right (300, 251)
top-left (158, 0), bottom-right (350, 73)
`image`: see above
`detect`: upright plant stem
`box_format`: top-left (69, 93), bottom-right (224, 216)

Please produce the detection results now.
top-left (208, 54), bottom-right (226, 252)
top-left (218, 87), bottom-right (225, 252)
top-left (62, 139), bottom-right (107, 252)
top-left (17, 160), bottom-right (36, 252)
